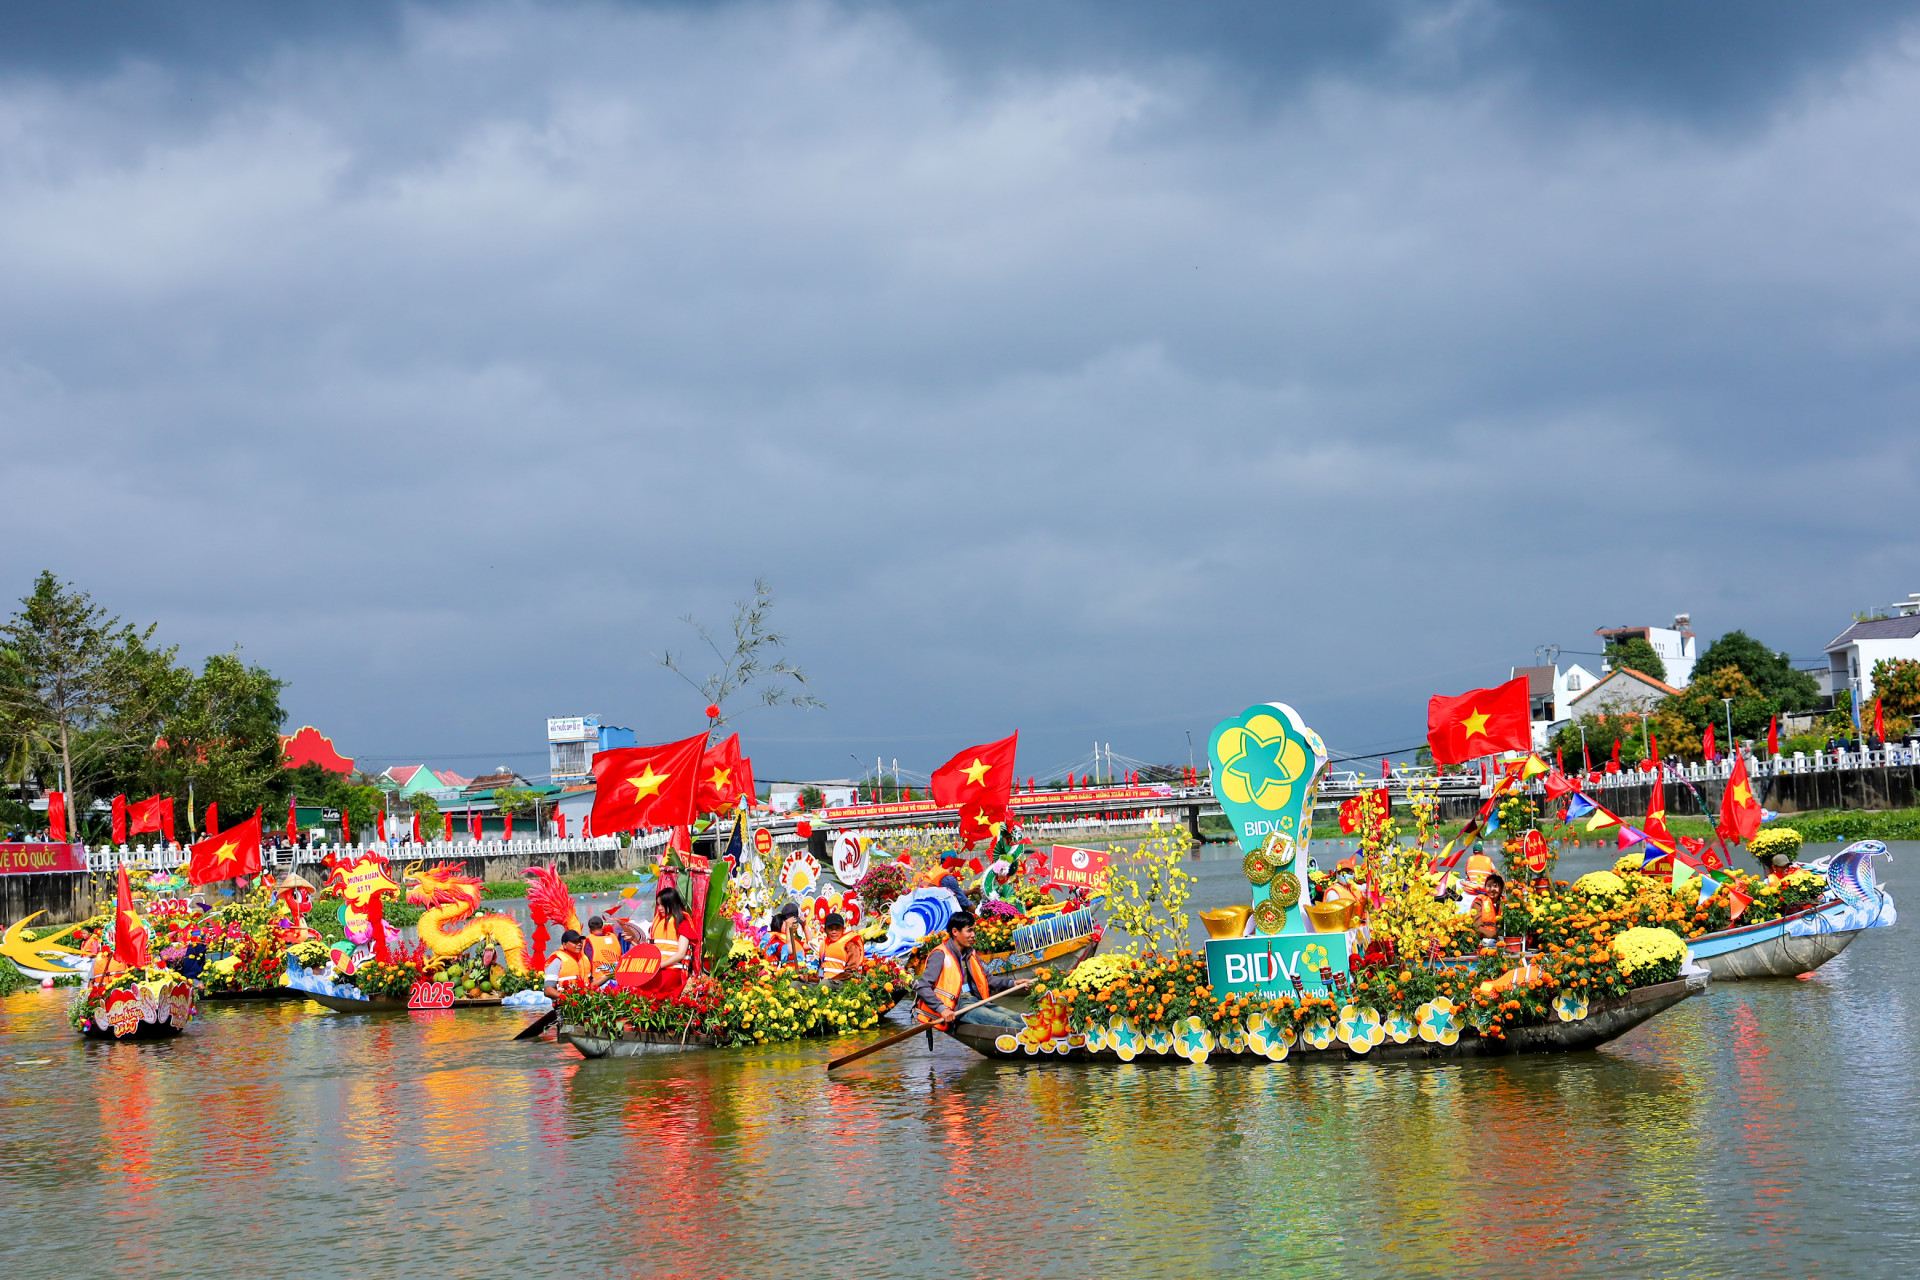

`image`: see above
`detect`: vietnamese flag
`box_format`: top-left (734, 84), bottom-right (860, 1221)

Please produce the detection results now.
top-left (1718, 751), bottom-right (1763, 844)
top-left (187, 811), bottom-right (264, 885)
top-left (738, 757), bottom-right (757, 810)
top-left (341, 806), bottom-right (353, 845)
top-left (1702, 722), bottom-right (1716, 762)
top-left (504, 811), bottom-right (513, 842)
top-left (112, 864), bottom-right (150, 968)
top-left (590, 732), bottom-right (707, 835)
top-left (931, 732), bottom-right (1019, 848)
top-left (1874, 697), bottom-right (1885, 741)
top-left (1425, 677), bottom-right (1531, 766)
top-left (1642, 775), bottom-right (1677, 853)
top-left (287, 797), bottom-right (298, 843)
top-left (468, 808), bottom-right (481, 841)
top-left (695, 734), bottom-right (748, 814)
top-left (411, 812), bottom-right (421, 843)
top-left (47, 789), bottom-right (67, 843)
top-left (1767, 714), bottom-right (1779, 756)
top-left (442, 812), bottom-right (451, 842)
top-left (555, 811), bottom-right (566, 839)
top-left (129, 795), bottom-right (173, 842)
top-left (205, 802), bottom-right (219, 839)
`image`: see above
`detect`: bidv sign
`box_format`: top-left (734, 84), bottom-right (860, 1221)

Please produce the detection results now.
top-left (1205, 934), bottom-right (1350, 999)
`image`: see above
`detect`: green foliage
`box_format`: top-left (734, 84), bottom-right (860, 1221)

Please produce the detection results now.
top-left (491, 786), bottom-right (541, 817)
top-left (408, 791), bottom-right (442, 830)
top-left (1548, 713), bottom-right (1649, 770)
top-left (0, 571), bottom-right (183, 837)
top-left (1693, 630), bottom-right (1823, 712)
top-left (1652, 666), bottom-right (1772, 759)
top-left (143, 650), bottom-right (287, 826)
top-left (1603, 636), bottom-right (1666, 682)
top-left (798, 785), bottom-right (825, 810)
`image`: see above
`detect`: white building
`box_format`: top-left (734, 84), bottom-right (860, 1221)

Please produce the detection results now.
top-left (1596, 615), bottom-right (1698, 687)
top-left (1824, 610), bottom-right (1920, 705)
top-left (1512, 663), bottom-right (1602, 748)
top-left (1567, 666), bottom-right (1682, 717)
top-left (767, 780), bottom-right (859, 813)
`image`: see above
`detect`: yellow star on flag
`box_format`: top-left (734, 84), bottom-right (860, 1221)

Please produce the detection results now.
top-left (211, 841), bottom-right (239, 861)
top-left (1731, 782), bottom-right (1752, 806)
top-left (1460, 708), bottom-right (1491, 739)
top-left (961, 757), bottom-right (992, 786)
top-left (626, 764), bottom-right (671, 801)
top-left (707, 767), bottom-right (732, 789)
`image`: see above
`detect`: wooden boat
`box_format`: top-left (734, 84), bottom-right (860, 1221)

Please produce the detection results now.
top-left (948, 972), bottom-right (1709, 1064)
top-left (556, 1023), bottom-right (717, 1057)
top-left (301, 991), bottom-right (506, 1013)
top-left (199, 987), bottom-right (304, 1005)
top-left (1689, 840), bottom-right (1895, 981)
top-left (80, 1019), bottom-right (187, 1042)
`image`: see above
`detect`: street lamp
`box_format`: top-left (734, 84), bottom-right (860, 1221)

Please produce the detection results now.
top-left (1721, 698), bottom-right (1735, 768)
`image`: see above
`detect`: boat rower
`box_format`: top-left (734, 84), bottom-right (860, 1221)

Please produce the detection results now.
top-left (1463, 842), bottom-right (1497, 891)
top-left (915, 911), bottom-right (1022, 1031)
top-left (543, 930), bottom-right (591, 994)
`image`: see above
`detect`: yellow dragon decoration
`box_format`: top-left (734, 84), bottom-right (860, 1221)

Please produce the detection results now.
top-left (404, 862), bottom-right (528, 972)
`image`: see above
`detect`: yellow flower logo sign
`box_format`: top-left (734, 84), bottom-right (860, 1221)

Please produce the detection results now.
top-left (1215, 714), bottom-right (1310, 812)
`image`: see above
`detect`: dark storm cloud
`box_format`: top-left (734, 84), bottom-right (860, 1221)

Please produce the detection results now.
top-left (1, 0), bottom-right (1918, 781)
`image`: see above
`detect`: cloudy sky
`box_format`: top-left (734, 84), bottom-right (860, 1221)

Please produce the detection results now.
top-left (4, 0), bottom-right (1919, 783)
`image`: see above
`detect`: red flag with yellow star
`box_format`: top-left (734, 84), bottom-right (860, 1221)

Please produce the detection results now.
top-left (1425, 677), bottom-right (1531, 766)
top-left (1717, 751), bottom-right (1762, 844)
top-left (590, 733), bottom-right (706, 834)
top-left (187, 811), bottom-right (263, 885)
top-left (930, 733), bottom-right (1019, 848)
top-left (694, 733), bottom-right (748, 814)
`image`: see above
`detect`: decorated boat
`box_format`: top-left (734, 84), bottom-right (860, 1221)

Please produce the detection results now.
top-left (953, 972), bottom-right (1708, 1063)
top-left (1683, 841), bottom-right (1895, 979)
top-left (947, 699), bottom-right (1714, 1069)
top-left (555, 1024), bottom-right (717, 1056)
top-left (72, 965), bottom-right (198, 1041)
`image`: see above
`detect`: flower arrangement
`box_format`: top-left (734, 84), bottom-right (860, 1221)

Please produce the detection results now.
top-left (1749, 828), bottom-right (1804, 870)
top-left (1612, 927), bottom-right (1688, 984)
top-left (1102, 822), bottom-right (1194, 954)
top-left (853, 860), bottom-right (913, 916)
top-left (1572, 871), bottom-right (1629, 900)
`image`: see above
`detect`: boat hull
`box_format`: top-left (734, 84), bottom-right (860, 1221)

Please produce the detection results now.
top-left (301, 992), bottom-right (506, 1013)
top-left (200, 988), bottom-right (303, 1004)
top-left (1686, 902), bottom-right (1866, 980)
top-left (80, 1020), bottom-right (186, 1042)
top-left (557, 1023), bottom-right (715, 1057)
top-left (947, 975), bottom-right (1707, 1064)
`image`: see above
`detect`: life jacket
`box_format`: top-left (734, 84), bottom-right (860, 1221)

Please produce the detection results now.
top-left (547, 950), bottom-right (588, 989)
top-left (588, 932), bottom-right (620, 977)
top-left (916, 941), bottom-right (991, 1024)
top-left (653, 909), bottom-right (690, 968)
top-left (915, 865), bottom-right (949, 889)
top-left (1464, 852), bottom-right (1497, 889)
top-left (821, 932), bottom-right (863, 978)
top-left (1471, 894), bottom-right (1502, 930)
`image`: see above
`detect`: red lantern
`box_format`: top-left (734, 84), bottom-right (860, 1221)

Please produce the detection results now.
top-left (705, 704), bottom-right (720, 719)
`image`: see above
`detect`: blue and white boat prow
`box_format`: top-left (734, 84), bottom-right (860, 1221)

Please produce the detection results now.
top-left (1688, 840), bottom-right (1895, 980)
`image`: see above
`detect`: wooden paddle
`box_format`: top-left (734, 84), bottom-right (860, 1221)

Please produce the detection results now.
top-left (512, 1007), bottom-right (560, 1041)
top-left (825, 980), bottom-right (1034, 1072)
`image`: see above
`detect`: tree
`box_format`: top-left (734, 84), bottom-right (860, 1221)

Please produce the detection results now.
top-left (1692, 630), bottom-right (1821, 711)
top-left (145, 650), bottom-right (287, 829)
top-left (407, 790), bottom-right (442, 836)
top-left (659, 578), bottom-right (823, 739)
top-left (0, 572), bottom-right (183, 838)
top-left (1603, 636), bottom-right (1666, 683)
top-left (1871, 657), bottom-right (1920, 719)
top-left (493, 786), bottom-right (543, 834)
top-left (798, 785), bottom-right (825, 811)
top-left (1549, 713), bottom-right (1652, 770)
top-left (1651, 667), bottom-right (1772, 758)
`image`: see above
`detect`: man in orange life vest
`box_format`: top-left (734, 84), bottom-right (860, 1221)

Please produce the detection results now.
top-left (915, 910), bottom-right (1022, 1029)
top-left (543, 930), bottom-right (591, 994)
top-left (585, 915), bottom-right (622, 984)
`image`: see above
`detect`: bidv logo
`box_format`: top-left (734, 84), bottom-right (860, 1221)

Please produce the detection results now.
top-left (1242, 817), bottom-right (1295, 838)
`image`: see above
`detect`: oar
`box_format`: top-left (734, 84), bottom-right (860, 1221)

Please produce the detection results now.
top-left (512, 1007), bottom-right (560, 1041)
top-left (826, 980), bottom-right (1034, 1072)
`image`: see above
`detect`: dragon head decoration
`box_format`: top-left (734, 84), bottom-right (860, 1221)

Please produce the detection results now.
top-left (405, 861), bottom-right (484, 909)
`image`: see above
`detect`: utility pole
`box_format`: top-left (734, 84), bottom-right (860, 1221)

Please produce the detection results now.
top-left (1722, 697), bottom-right (1735, 767)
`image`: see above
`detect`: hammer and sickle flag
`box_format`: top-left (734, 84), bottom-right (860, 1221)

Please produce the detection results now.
top-left (590, 732), bottom-right (707, 834)
top-left (187, 810), bottom-right (264, 885)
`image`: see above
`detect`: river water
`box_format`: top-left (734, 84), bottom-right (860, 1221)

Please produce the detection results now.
top-left (2, 840), bottom-right (1914, 1279)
